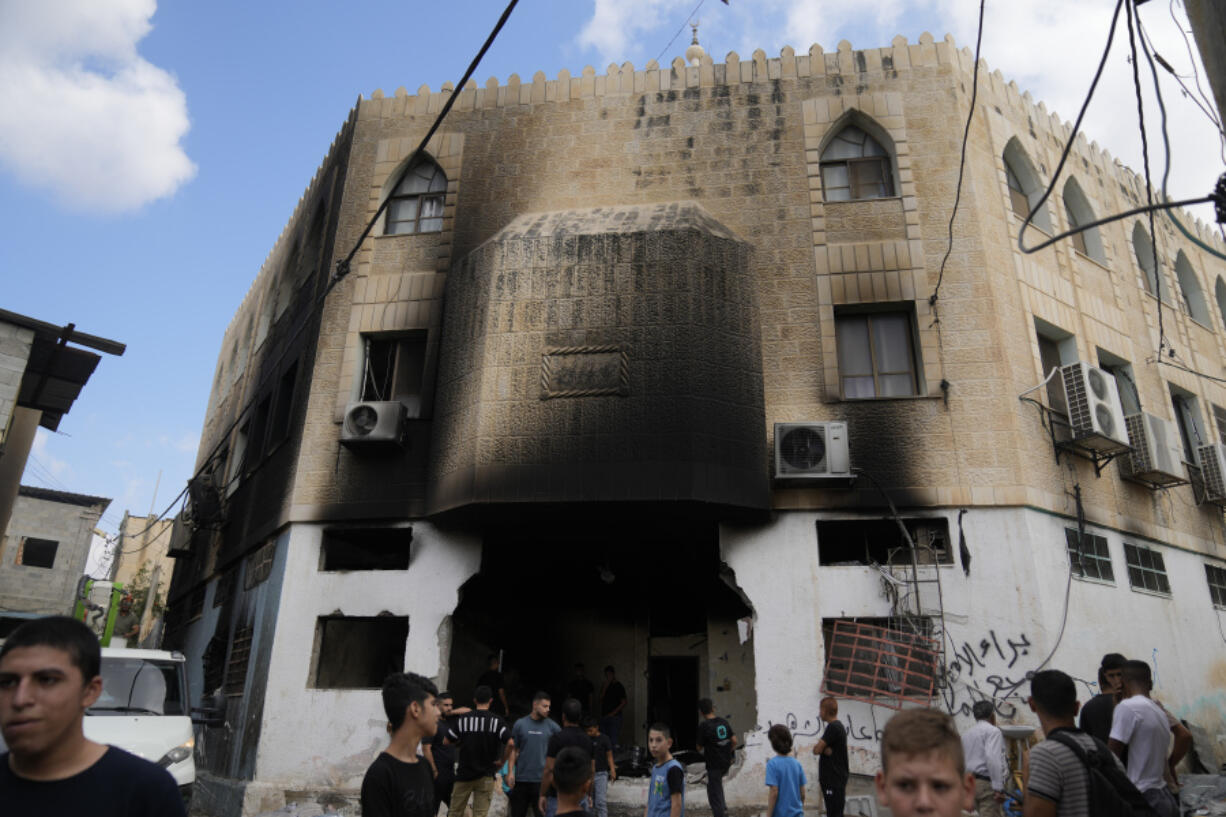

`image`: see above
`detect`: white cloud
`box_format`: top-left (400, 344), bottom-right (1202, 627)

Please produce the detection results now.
top-left (0, 0), bottom-right (195, 212)
top-left (577, 0), bottom-right (673, 66)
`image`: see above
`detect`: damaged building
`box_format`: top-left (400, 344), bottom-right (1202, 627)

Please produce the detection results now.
top-left (164, 32), bottom-right (1226, 815)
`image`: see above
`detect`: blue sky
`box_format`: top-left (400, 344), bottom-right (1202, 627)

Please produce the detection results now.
top-left (1, 0), bottom-right (1220, 537)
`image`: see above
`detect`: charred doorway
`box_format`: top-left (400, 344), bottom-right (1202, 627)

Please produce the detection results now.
top-left (445, 510), bottom-right (756, 750)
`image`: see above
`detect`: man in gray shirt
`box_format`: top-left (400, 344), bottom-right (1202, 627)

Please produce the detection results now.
top-left (507, 692), bottom-right (559, 817)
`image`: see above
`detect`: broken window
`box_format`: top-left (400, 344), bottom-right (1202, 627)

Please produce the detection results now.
top-left (247, 395), bottom-right (272, 469)
top-left (213, 568), bottom-right (238, 609)
top-left (312, 615), bottom-right (408, 689)
top-left (361, 333), bottom-right (428, 417)
top-left (1065, 528), bottom-right (1114, 582)
top-left (17, 537), bottom-right (58, 569)
top-left (225, 625), bottom-right (254, 696)
top-left (1206, 563), bottom-right (1226, 608)
top-left (1123, 543), bottom-right (1170, 595)
top-left (226, 422), bottom-right (249, 497)
top-left (817, 518), bottom-right (952, 566)
top-left (268, 362), bottom-right (298, 448)
top-left (244, 540), bottom-right (276, 590)
top-left (321, 527), bottom-right (412, 571)
top-left (821, 617), bottom-right (939, 709)
top-left (1170, 386), bottom-right (1206, 464)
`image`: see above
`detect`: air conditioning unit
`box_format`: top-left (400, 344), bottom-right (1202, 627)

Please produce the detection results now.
top-left (1060, 362), bottom-right (1129, 452)
top-left (774, 422), bottom-right (851, 480)
top-left (340, 401), bottom-right (407, 452)
top-left (1196, 443), bottom-right (1226, 506)
top-left (1120, 413), bottom-right (1186, 487)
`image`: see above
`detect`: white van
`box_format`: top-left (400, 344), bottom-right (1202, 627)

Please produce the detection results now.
top-left (83, 647), bottom-right (196, 805)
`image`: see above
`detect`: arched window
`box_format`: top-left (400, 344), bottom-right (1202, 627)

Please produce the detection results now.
top-left (1002, 138), bottom-right (1051, 232)
top-left (385, 157), bottom-right (447, 235)
top-left (1174, 251), bottom-right (1210, 324)
top-left (820, 124), bottom-right (895, 201)
top-left (1062, 177), bottom-right (1105, 264)
top-left (1216, 276), bottom-right (1226, 331)
top-left (1132, 223), bottom-right (1159, 297)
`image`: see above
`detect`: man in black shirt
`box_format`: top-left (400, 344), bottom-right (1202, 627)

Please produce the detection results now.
top-left (0, 616), bottom-right (186, 817)
top-left (449, 685), bottom-right (510, 817)
top-left (477, 655), bottom-right (509, 715)
top-left (812, 696), bottom-right (849, 817)
top-left (695, 698), bottom-right (737, 817)
top-left (361, 671), bottom-right (441, 817)
top-left (425, 690), bottom-right (462, 813)
top-left (541, 698), bottom-right (595, 817)
top-left (566, 664), bottom-right (596, 714)
top-left (598, 666), bottom-right (627, 747)
top-left (1078, 652), bottom-right (1125, 743)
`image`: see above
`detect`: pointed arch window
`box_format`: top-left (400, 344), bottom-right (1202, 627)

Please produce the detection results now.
top-left (1062, 178), bottom-right (1105, 264)
top-left (1132, 223), bottom-right (1160, 298)
top-left (1215, 276), bottom-right (1226, 331)
top-left (385, 158), bottom-right (446, 235)
top-left (820, 125), bottom-right (895, 201)
top-left (1174, 251), bottom-right (1211, 325)
top-left (1002, 139), bottom-right (1051, 232)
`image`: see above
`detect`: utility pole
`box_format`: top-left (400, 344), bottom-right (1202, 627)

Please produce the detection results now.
top-left (1184, 0), bottom-right (1226, 126)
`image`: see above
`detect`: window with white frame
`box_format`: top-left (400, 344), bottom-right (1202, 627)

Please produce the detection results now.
top-left (1065, 528), bottom-right (1114, 582)
top-left (820, 125), bottom-right (895, 201)
top-left (384, 158), bottom-right (446, 235)
top-left (835, 308), bottom-right (920, 399)
top-left (1123, 543), bottom-right (1171, 595)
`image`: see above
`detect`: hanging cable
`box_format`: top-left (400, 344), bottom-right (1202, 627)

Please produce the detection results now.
top-left (654, 0), bottom-right (707, 66)
top-left (929, 0), bottom-right (985, 308)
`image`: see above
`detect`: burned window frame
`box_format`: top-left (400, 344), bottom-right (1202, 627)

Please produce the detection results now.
top-left (1204, 563), bottom-right (1226, 608)
top-left (1065, 528), bottom-right (1114, 583)
top-left (244, 540), bottom-right (276, 590)
top-left (310, 615), bottom-right (409, 689)
top-left (320, 526), bottom-right (412, 572)
top-left (1123, 543), bottom-right (1171, 596)
top-left (821, 617), bottom-right (939, 709)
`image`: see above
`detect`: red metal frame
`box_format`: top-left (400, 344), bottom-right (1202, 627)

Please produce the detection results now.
top-left (821, 619), bottom-right (940, 710)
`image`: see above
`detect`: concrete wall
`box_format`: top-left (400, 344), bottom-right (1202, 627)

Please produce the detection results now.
top-left (0, 488), bottom-right (108, 616)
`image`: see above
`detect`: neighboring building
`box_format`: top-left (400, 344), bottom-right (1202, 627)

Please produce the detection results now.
top-left (0, 485), bottom-right (110, 634)
top-left (110, 510), bottom-right (176, 643)
top-left (0, 309), bottom-right (124, 541)
top-left (165, 33), bottom-right (1226, 815)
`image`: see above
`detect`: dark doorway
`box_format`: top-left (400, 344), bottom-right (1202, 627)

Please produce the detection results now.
top-left (648, 656), bottom-right (699, 750)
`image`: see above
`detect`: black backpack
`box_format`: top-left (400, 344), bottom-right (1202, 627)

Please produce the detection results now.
top-left (1047, 730), bottom-right (1158, 817)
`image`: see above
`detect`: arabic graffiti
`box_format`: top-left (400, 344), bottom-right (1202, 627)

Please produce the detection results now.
top-left (938, 629), bottom-right (1035, 719)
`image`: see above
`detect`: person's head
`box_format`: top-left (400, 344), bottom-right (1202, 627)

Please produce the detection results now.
top-left (582, 714), bottom-right (599, 737)
top-left (971, 700), bottom-right (995, 724)
top-left (561, 696), bottom-right (583, 725)
top-left (574, 663), bottom-right (586, 677)
top-left (647, 722), bottom-right (673, 761)
top-left (820, 696), bottom-right (839, 722)
top-left (1027, 669), bottom-right (1079, 723)
top-left (553, 746), bottom-right (594, 798)
top-left (875, 709), bottom-right (973, 817)
top-left (0, 616), bottom-right (104, 759)
top-left (697, 698), bottom-right (715, 716)
top-left (604, 665), bottom-right (615, 679)
top-left (1101, 653), bottom-right (1126, 695)
top-left (382, 672), bottom-right (440, 738)
top-left (1120, 659), bottom-right (1152, 696)
top-left (473, 684), bottom-right (494, 707)
top-left (118, 596), bottom-right (132, 612)
top-left (767, 724), bottom-right (793, 755)
top-left (532, 690), bottom-right (552, 719)
top-left (487, 654), bottom-right (500, 670)
top-left (437, 690), bottom-right (455, 717)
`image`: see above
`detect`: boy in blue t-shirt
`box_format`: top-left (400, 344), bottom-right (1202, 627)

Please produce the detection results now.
top-left (764, 724), bottom-right (806, 817)
top-left (645, 723), bottom-right (684, 817)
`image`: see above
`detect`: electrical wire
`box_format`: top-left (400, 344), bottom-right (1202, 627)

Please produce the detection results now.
top-left (929, 0), bottom-right (985, 308)
top-left (1169, 0), bottom-right (1224, 141)
top-left (654, 0), bottom-right (706, 67)
top-left (1019, 195), bottom-right (1211, 256)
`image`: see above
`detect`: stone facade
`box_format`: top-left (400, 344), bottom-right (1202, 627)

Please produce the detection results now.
top-left (0, 485), bottom-right (110, 626)
top-left (169, 33), bottom-right (1226, 816)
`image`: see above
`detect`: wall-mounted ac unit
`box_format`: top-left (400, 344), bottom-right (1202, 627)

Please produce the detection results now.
top-left (1196, 443), bottom-right (1226, 506)
top-left (774, 422), bottom-right (851, 480)
top-left (341, 401), bottom-right (407, 452)
top-left (1060, 362), bottom-right (1129, 452)
top-left (1120, 413), bottom-right (1186, 487)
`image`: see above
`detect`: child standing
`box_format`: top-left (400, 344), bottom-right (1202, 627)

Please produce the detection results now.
top-left (553, 747), bottom-right (596, 817)
top-left (873, 708), bottom-right (974, 817)
top-left (764, 725), bottom-right (805, 817)
top-left (645, 723), bottom-right (685, 817)
top-left (583, 716), bottom-right (616, 817)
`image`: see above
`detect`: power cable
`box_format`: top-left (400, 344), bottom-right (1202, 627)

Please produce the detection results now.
top-left (1168, 0), bottom-right (1224, 140)
top-left (653, 0), bottom-right (706, 67)
top-left (929, 0), bottom-right (985, 308)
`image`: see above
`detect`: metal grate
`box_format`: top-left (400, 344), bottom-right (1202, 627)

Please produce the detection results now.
top-left (224, 625), bottom-right (253, 696)
top-left (821, 619), bottom-right (940, 710)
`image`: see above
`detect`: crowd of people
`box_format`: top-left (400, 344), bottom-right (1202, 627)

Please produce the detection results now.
top-left (0, 617), bottom-right (1200, 817)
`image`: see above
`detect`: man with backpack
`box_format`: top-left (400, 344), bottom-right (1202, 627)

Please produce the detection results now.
top-left (1024, 669), bottom-right (1154, 817)
top-left (1108, 661), bottom-right (1180, 817)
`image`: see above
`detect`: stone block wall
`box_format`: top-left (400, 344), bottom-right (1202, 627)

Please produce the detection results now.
top-left (0, 321), bottom-right (34, 449)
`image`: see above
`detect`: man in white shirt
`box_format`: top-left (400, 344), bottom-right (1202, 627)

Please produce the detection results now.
top-left (960, 700), bottom-right (1007, 817)
top-left (1108, 660), bottom-right (1178, 817)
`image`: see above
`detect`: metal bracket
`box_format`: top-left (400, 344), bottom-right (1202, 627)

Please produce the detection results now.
top-left (1038, 404), bottom-right (1131, 478)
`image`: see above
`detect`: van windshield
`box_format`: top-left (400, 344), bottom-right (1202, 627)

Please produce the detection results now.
top-left (87, 657), bottom-right (187, 717)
